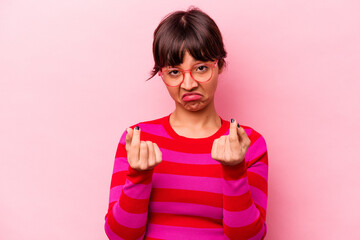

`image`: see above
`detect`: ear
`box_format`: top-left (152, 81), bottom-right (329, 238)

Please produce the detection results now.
top-left (217, 60), bottom-right (225, 74)
top-left (218, 66), bottom-right (224, 74)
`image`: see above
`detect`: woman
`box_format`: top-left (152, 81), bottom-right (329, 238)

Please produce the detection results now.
top-left (105, 8), bottom-right (268, 240)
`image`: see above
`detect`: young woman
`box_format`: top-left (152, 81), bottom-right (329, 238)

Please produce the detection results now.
top-left (105, 8), bottom-right (268, 240)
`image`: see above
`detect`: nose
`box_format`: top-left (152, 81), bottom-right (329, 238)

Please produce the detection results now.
top-left (181, 71), bottom-right (199, 90)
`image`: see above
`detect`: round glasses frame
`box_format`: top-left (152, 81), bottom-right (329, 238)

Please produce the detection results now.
top-left (158, 60), bottom-right (219, 87)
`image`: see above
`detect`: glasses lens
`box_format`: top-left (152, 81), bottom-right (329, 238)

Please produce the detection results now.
top-left (162, 69), bottom-right (183, 86)
top-left (191, 64), bottom-right (213, 82)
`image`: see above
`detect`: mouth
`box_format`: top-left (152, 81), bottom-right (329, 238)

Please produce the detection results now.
top-left (182, 93), bottom-right (203, 102)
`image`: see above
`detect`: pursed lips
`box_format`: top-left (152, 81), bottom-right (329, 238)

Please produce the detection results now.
top-left (182, 92), bottom-right (203, 102)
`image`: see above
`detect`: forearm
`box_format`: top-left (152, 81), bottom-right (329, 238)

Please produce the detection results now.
top-left (105, 166), bottom-right (153, 240)
top-left (105, 128), bottom-right (155, 240)
top-left (222, 153), bottom-right (267, 239)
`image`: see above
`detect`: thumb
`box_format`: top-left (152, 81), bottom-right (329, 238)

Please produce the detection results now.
top-left (236, 123), bottom-right (242, 138)
top-left (125, 128), bottom-right (133, 152)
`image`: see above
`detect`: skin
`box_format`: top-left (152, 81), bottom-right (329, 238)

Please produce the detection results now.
top-left (125, 51), bottom-right (251, 170)
top-left (166, 51), bottom-right (222, 138)
top-left (211, 119), bottom-right (251, 166)
top-left (125, 127), bottom-right (162, 171)
top-left (165, 51), bottom-right (220, 113)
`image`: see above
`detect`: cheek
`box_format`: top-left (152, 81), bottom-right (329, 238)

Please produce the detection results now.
top-left (165, 86), bottom-right (178, 100)
top-left (208, 79), bottom-right (218, 94)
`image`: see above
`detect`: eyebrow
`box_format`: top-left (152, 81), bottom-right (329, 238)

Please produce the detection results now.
top-left (170, 61), bottom-right (206, 69)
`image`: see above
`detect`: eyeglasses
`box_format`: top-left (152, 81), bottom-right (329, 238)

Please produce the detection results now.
top-left (159, 60), bottom-right (219, 87)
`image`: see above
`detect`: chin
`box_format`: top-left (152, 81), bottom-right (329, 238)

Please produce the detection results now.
top-left (182, 101), bottom-right (208, 112)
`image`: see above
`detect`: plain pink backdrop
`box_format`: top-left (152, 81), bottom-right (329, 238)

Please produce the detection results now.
top-left (1, 0), bottom-right (360, 239)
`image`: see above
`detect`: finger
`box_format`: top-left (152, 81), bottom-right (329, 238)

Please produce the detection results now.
top-left (217, 136), bottom-right (226, 160)
top-left (237, 125), bottom-right (251, 146)
top-left (229, 119), bottom-right (240, 151)
top-left (129, 126), bottom-right (141, 164)
top-left (139, 141), bottom-right (149, 170)
top-left (229, 118), bottom-right (238, 142)
top-left (237, 125), bottom-right (250, 142)
top-left (125, 128), bottom-right (133, 152)
top-left (146, 141), bottom-right (156, 166)
top-left (153, 143), bottom-right (162, 164)
top-left (211, 138), bottom-right (218, 159)
top-left (225, 135), bottom-right (232, 161)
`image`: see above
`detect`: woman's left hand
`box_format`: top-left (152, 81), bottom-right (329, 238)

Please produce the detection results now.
top-left (211, 119), bottom-right (251, 166)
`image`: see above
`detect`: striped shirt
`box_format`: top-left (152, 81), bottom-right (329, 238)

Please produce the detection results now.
top-left (105, 114), bottom-right (268, 239)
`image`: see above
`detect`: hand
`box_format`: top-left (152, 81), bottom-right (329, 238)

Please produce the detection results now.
top-left (125, 126), bottom-right (162, 171)
top-left (211, 119), bottom-right (251, 166)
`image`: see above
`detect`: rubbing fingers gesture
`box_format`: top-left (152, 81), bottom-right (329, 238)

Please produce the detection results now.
top-left (125, 127), bottom-right (162, 171)
top-left (211, 119), bottom-right (251, 166)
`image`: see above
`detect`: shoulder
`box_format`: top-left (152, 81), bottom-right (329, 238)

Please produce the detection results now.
top-left (240, 125), bottom-right (266, 145)
top-left (132, 115), bottom-right (168, 129)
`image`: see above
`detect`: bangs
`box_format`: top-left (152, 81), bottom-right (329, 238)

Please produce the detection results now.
top-left (159, 25), bottom-right (218, 68)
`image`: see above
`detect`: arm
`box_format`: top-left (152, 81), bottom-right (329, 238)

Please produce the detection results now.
top-left (211, 119), bottom-right (268, 239)
top-left (105, 127), bottom-right (162, 240)
top-left (222, 131), bottom-right (268, 239)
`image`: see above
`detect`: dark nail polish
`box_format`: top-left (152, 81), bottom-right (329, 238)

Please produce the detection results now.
top-left (231, 118), bottom-right (235, 123)
top-left (237, 123), bottom-right (240, 128)
top-left (135, 126), bottom-right (140, 130)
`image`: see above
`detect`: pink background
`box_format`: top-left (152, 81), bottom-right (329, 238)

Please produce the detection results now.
top-left (1, 0), bottom-right (360, 239)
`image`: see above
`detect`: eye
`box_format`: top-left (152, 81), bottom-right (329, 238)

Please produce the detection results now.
top-left (167, 69), bottom-right (181, 77)
top-left (196, 65), bottom-right (209, 72)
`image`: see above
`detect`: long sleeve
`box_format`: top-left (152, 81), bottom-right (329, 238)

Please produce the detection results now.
top-left (105, 130), bottom-right (154, 240)
top-left (221, 130), bottom-right (268, 240)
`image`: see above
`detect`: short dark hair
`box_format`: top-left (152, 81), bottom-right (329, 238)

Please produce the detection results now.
top-left (149, 7), bottom-right (227, 79)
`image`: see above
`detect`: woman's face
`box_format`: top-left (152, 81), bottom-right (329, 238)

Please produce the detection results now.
top-left (162, 51), bottom-right (221, 112)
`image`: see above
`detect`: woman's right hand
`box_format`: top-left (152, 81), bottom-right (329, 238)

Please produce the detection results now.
top-left (125, 127), bottom-right (162, 171)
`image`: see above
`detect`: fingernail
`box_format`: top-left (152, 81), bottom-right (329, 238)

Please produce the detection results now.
top-left (231, 118), bottom-right (235, 123)
top-left (135, 126), bottom-right (140, 130)
top-left (237, 123), bottom-right (240, 128)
